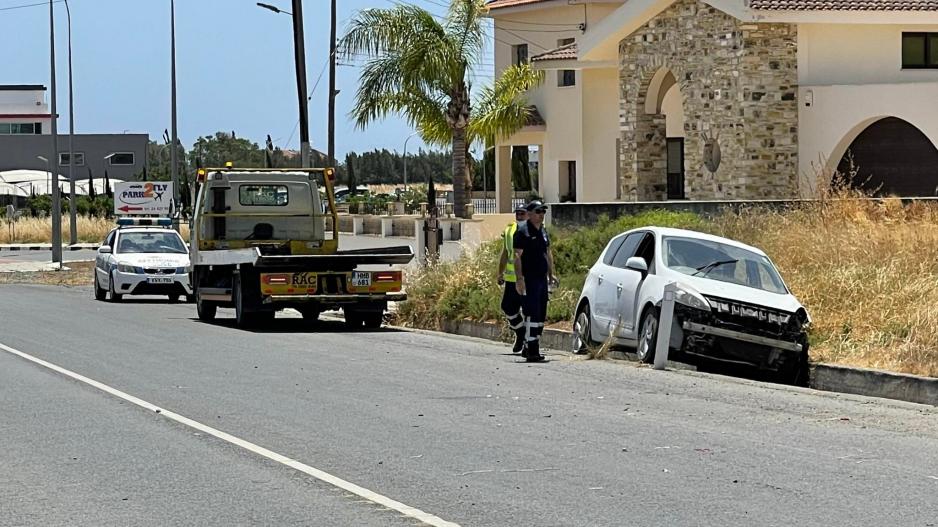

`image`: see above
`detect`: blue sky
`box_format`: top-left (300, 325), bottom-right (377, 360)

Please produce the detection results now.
top-left (0, 0), bottom-right (495, 157)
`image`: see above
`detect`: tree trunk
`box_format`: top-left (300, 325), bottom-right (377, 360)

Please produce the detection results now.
top-left (452, 126), bottom-right (468, 218)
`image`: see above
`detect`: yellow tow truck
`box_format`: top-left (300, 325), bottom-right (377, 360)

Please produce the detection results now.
top-left (189, 166), bottom-right (413, 328)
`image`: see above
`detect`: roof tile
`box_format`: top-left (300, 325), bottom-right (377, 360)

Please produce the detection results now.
top-left (530, 42), bottom-right (578, 62)
top-left (749, 0), bottom-right (938, 10)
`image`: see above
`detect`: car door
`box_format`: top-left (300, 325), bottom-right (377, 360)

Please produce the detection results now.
top-left (593, 232), bottom-right (644, 337)
top-left (613, 232), bottom-right (656, 339)
top-left (96, 230), bottom-right (116, 286)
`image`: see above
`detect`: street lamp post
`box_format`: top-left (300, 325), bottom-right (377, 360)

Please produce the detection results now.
top-left (170, 0), bottom-right (180, 230)
top-left (48, 0), bottom-right (62, 264)
top-left (65, 0), bottom-right (76, 245)
top-left (402, 132), bottom-right (419, 191)
top-left (257, 1), bottom-right (310, 169)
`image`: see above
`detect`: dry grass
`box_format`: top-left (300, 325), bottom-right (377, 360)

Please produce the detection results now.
top-left (710, 196), bottom-right (938, 377)
top-left (0, 217), bottom-right (190, 244)
top-left (0, 261), bottom-right (95, 286)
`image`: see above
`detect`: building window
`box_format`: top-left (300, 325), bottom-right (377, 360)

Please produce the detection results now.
top-left (902, 32), bottom-right (938, 69)
top-left (0, 122), bottom-right (38, 134)
top-left (557, 38), bottom-right (576, 87)
top-left (512, 44), bottom-right (528, 66)
top-left (108, 152), bottom-right (135, 166)
top-left (59, 152), bottom-right (85, 166)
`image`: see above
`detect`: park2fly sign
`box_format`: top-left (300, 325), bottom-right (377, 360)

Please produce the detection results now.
top-left (114, 182), bottom-right (174, 216)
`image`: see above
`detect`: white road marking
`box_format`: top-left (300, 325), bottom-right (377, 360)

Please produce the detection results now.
top-left (0, 341), bottom-right (460, 527)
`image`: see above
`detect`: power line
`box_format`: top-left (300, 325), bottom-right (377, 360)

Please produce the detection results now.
top-left (0, 0), bottom-right (63, 11)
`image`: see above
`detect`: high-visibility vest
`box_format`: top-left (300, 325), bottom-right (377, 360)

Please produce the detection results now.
top-left (503, 223), bottom-right (518, 283)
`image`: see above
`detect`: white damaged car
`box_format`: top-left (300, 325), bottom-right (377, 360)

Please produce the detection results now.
top-left (93, 218), bottom-right (193, 302)
top-left (572, 227), bottom-right (811, 385)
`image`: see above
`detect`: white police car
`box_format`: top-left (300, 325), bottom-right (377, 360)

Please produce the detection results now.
top-left (93, 218), bottom-right (193, 302)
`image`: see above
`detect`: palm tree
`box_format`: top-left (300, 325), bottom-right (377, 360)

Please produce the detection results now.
top-left (341, 0), bottom-right (542, 218)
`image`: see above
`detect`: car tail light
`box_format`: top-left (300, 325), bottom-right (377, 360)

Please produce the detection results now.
top-left (262, 274), bottom-right (290, 285)
top-left (373, 271), bottom-right (400, 283)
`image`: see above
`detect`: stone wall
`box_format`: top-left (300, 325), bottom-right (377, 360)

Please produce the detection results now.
top-left (618, 0), bottom-right (799, 200)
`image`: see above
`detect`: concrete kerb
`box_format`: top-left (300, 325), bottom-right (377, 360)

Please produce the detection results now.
top-left (428, 318), bottom-right (938, 407)
top-left (0, 244), bottom-right (99, 252)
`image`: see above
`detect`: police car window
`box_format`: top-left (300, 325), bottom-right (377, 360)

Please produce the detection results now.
top-left (116, 232), bottom-right (187, 254)
top-left (105, 231), bottom-right (116, 248)
top-left (239, 185), bottom-right (289, 206)
top-left (610, 232), bottom-right (644, 269)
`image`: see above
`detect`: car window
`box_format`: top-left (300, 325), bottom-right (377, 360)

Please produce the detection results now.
top-left (104, 230), bottom-right (116, 248)
top-left (662, 236), bottom-right (788, 294)
top-left (634, 233), bottom-right (655, 269)
top-left (610, 232), bottom-right (645, 269)
top-left (116, 231), bottom-right (187, 254)
top-left (601, 235), bottom-right (627, 265)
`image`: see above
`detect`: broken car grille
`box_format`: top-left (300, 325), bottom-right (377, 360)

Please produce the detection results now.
top-left (703, 295), bottom-right (797, 339)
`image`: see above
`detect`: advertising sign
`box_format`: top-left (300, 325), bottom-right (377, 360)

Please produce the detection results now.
top-left (114, 182), bottom-right (173, 215)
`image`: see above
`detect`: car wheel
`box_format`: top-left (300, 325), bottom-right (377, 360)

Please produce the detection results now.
top-left (779, 339), bottom-right (810, 387)
top-left (196, 293), bottom-right (217, 322)
top-left (94, 273), bottom-right (107, 301)
top-left (108, 272), bottom-right (123, 302)
top-left (572, 303), bottom-right (595, 355)
top-left (635, 307), bottom-right (658, 364)
top-left (362, 312), bottom-right (383, 329)
top-left (233, 275), bottom-right (254, 329)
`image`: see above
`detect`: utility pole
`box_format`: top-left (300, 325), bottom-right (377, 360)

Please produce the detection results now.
top-left (49, 0), bottom-right (62, 264)
top-left (291, 0), bottom-right (311, 168)
top-left (65, 0), bottom-right (76, 245)
top-left (328, 0), bottom-right (336, 168)
top-left (170, 0), bottom-right (180, 230)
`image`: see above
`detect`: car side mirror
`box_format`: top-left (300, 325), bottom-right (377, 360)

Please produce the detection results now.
top-left (98, 245), bottom-right (112, 254)
top-left (625, 256), bottom-right (648, 275)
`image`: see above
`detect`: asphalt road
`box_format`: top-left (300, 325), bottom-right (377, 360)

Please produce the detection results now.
top-left (2, 284), bottom-right (938, 526)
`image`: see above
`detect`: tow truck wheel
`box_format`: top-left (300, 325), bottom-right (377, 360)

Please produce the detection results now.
top-left (299, 308), bottom-right (321, 321)
top-left (363, 312), bottom-right (384, 329)
top-left (196, 294), bottom-right (217, 322)
top-left (343, 308), bottom-right (364, 329)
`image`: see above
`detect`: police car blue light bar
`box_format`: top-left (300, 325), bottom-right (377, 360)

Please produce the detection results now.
top-left (116, 217), bottom-right (172, 227)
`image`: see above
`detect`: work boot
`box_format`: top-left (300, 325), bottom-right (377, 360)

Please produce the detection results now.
top-left (525, 341), bottom-right (545, 362)
top-left (512, 332), bottom-right (525, 353)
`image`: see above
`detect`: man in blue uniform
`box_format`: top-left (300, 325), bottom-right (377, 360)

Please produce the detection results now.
top-left (512, 200), bottom-right (558, 362)
top-left (497, 206), bottom-right (529, 352)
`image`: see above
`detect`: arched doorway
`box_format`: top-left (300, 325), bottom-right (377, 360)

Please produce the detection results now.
top-left (637, 67), bottom-right (686, 199)
top-left (837, 117), bottom-right (938, 196)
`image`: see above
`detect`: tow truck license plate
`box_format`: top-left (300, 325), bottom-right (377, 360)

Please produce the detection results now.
top-left (147, 277), bottom-right (173, 284)
top-left (352, 271), bottom-right (371, 288)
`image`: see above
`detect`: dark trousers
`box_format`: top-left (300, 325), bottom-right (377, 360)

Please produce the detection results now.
top-left (523, 277), bottom-right (548, 348)
top-left (501, 282), bottom-right (524, 337)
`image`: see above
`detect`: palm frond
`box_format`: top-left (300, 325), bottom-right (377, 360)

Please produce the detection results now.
top-left (340, 5), bottom-right (447, 59)
top-left (468, 63), bottom-right (545, 145)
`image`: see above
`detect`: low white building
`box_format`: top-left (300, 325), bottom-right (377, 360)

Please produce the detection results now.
top-left (0, 84), bottom-right (51, 135)
top-left (488, 0), bottom-right (938, 209)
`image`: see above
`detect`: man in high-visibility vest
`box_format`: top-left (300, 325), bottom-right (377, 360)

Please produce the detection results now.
top-left (497, 206), bottom-right (529, 353)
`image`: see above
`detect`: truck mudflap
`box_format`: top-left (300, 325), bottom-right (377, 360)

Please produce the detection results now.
top-left (254, 245), bottom-right (414, 270)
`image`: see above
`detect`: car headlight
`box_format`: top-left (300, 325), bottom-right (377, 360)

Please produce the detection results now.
top-left (117, 263), bottom-right (139, 274)
top-left (673, 285), bottom-right (710, 312)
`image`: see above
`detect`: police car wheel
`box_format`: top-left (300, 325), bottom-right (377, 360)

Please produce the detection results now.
top-left (108, 272), bottom-right (123, 302)
top-left (94, 274), bottom-right (107, 301)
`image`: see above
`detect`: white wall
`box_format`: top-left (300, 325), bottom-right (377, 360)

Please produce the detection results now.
top-left (493, 3), bottom-right (621, 203)
top-left (798, 24), bottom-right (938, 86)
top-left (580, 67), bottom-right (619, 201)
top-left (798, 82), bottom-right (938, 193)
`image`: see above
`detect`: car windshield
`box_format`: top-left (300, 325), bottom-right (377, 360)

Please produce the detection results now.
top-left (117, 231), bottom-right (187, 254)
top-left (663, 236), bottom-right (788, 294)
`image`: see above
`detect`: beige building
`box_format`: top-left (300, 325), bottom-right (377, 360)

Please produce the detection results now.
top-left (487, 0), bottom-right (938, 211)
